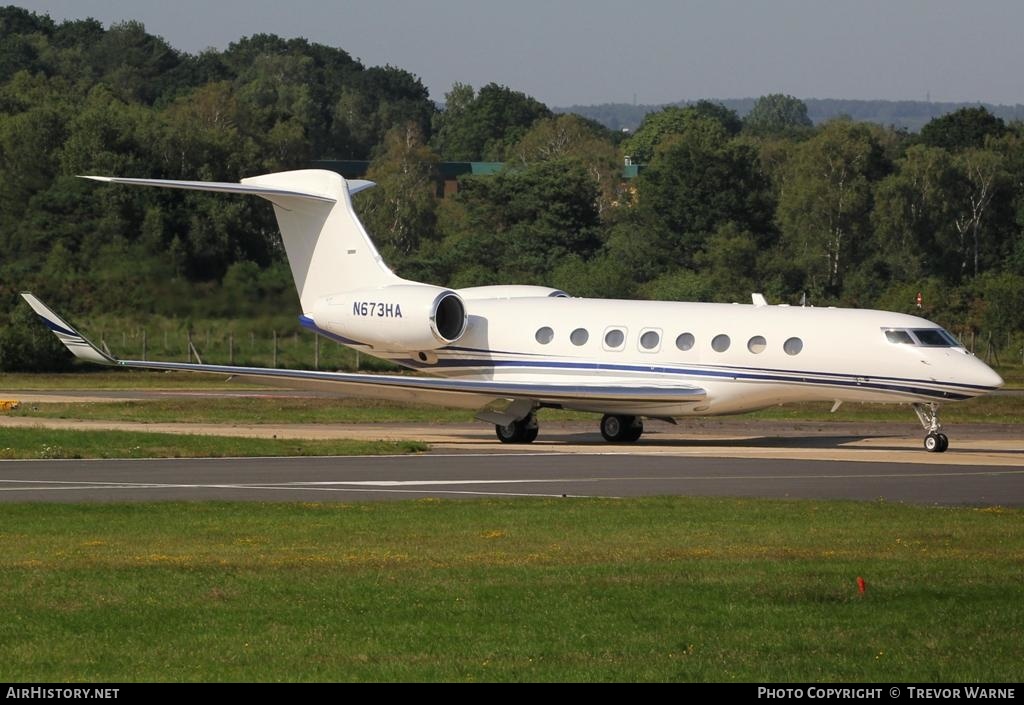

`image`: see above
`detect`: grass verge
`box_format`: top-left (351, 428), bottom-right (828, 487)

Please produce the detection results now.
top-left (0, 428), bottom-right (427, 459)
top-left (6, 393), bottom-right (1022, 425)
top-left (0, 370), bottom-right (261, 390)
top-left (0, 498), bottom-right (1020, 681)
top-left (7, 397), bottom-right (480, 425)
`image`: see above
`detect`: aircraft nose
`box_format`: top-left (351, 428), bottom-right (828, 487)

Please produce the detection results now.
top-left (971, 358), bottom-right (1003, 389)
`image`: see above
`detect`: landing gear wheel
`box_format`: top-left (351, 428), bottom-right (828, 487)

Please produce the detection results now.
top-left (924, 432), bottom-right (949, 453)
top-left (914, 403), bottom-right (949, 453)
top-left (496, 422), bottom-right (520, 443)
top-left (495, 414), bottom-right (538, 444)
top-left (600, 414), bottom-right (643, 443)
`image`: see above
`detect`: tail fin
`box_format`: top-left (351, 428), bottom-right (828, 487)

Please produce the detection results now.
top-left (81, 169), bottom-right (401, 311)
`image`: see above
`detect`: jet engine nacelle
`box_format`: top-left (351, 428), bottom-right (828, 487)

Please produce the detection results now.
top-left (311, 285), bottom-right (467, 351)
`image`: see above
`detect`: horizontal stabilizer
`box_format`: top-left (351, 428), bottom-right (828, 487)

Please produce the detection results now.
top-left (78, 174), bottom-right (376, 203)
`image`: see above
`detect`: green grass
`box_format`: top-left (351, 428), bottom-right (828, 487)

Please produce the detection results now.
top-left (994, 362), bottom-right (1024, 388)
top-left (7, 397), bottom-right (481, 425)
top-left (6, 393), bottom-right (1022, 426)
top-left (0, 370), bottom-right (264, 390)
top-left (748, 395), bottom-right (1024, 425)
top-left (0, 498), bottom-right (1021, 681)
top-left (0, 428), bottom-right (427, 459)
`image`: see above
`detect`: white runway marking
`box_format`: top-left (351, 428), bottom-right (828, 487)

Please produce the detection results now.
top-left (0, 477), bottom-right (590, 498)
top-left (1, 465), bottom-right (1021, 502)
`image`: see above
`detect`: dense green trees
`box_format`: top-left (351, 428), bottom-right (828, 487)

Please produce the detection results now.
top-left (743, 94), bottom-right (814, 136)
top-left (624, 101), bottom-right (742, 163)
top-left (776, 120), bottom-right (889, 297)
top-left (919, 106), bottom-right (1006, 151)
top-left (437, 159), bottom-right (603, 287)
top-left (1, 7), bottom-right (1023, 371)
top-left (361, 123), bottom-right (440, 262)
top-left (431, 82), bottom-right (551, 161)
top-left (634, 117), bottom-right (773, 263)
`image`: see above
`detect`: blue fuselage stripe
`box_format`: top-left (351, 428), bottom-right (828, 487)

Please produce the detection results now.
top-left (396, 357), bottom-right (977, 401)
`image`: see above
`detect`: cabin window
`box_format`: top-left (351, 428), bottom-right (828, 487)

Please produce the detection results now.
top-left (639, 329), bottom-right (661, 352)
top-left (570, 328), bottom-right (589, 346)
top-left (747, 335), bottom-right (767, 354)
top-left (603, 328), bottom-right (626, 351)
top-left (884, 329), bottom-right (914, 344)
top-left (783, 337), bottom-right (803, 355)
top-left (675, 332), bottom-right (695, 351)
top-left (535, 326), bottom-right (554, 344)
top-left (711, 334), bottom-right (731, 352)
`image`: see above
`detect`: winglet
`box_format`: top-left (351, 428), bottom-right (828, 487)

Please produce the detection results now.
top-left (19, 293), bottom-right (117, 364)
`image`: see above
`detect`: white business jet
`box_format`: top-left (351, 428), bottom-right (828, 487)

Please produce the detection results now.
top-left (23, 169), bottom-right (1003, 452)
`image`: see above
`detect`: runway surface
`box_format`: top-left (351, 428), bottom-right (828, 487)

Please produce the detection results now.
top-left (3, 387), bottom-right (1021, 505)
top-left (1, 453), bottom-right (1022, 505)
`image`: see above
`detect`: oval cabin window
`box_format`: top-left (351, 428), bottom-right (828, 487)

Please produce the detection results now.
top-left (604, 329), bottom-right (625, 349)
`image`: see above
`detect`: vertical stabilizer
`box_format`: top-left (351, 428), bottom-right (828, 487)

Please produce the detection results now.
top-left (240, 170), bottom-right (400, 311)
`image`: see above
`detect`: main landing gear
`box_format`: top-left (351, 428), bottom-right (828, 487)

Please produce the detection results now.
top-left (600, 414), bottom-right (644, 443)
top-left (913, 403), bottom-right (949, 453)
top-left (494, 413), bottom-right (646, 444)
top-left (495, 413), bottom-right (539, 444)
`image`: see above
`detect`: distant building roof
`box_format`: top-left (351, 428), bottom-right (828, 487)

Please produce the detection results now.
top-left (438, 162), bottom-right (505, 178)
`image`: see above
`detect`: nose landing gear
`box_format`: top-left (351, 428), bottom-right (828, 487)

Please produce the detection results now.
top-left (913, 403), bottom-right (949, 453)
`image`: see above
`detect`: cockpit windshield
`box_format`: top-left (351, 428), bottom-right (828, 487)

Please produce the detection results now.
top-left (883, 328), bottom-right (961, 347)
top-left (885, 329), bottom-right (915, 344)
top-left (912, 329), bottom-right (956, 346)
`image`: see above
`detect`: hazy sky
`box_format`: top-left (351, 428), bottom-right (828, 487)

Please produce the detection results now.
top-left (15, 0), bottom-right (1024, 106)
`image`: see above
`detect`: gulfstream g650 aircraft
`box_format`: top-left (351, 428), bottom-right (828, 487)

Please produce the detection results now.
top-left (23, 169), bottom-right (1003, 452)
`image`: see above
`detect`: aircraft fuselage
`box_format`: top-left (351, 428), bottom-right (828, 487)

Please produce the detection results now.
top-left (320, 296), bottom-right (1001, 417)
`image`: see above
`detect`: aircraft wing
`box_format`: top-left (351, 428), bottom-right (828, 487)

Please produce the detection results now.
top-left (21, 294), bottom-right (707, 412)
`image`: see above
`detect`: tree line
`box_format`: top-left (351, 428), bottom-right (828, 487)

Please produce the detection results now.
top-left (1, 6), bottom-right (1022, 370)
top-left (562, 98), bottom-right (1024, 133)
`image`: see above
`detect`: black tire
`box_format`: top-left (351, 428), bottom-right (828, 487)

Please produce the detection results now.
top-left (495, 414), bottom-right (538, 444)
top-left (496, 421), bottom-right (523, 444)
top-left (601, 414), bottom-right (641, 443)
top-left (936, 433), bottom-right (949, 453)
top-left (924, 433), bottom-right (940, 452)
